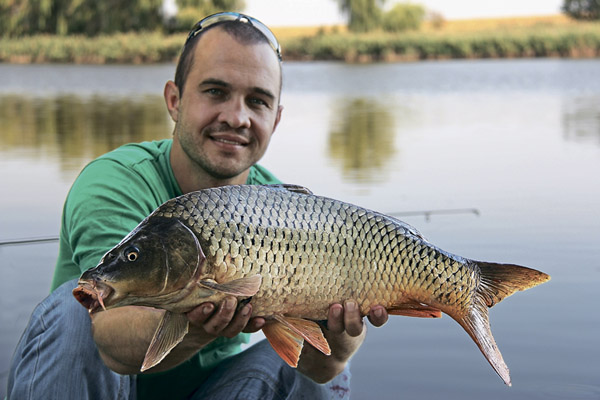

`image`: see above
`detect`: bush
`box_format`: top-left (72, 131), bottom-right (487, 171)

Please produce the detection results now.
top-left (382, 4), bottom-right (425, 32)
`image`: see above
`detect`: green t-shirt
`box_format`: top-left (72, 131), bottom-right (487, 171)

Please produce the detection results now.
top-left (51, 139), bottom-right (280, 400)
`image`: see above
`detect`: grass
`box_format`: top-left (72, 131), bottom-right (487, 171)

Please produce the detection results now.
top-left (0, 15), bottom-right (599, 63)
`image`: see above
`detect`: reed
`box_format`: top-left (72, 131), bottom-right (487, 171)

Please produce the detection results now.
top-left (1, 16), bottom-right (599, 64)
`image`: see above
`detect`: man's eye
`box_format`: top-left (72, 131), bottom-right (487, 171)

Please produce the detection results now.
top-left (205, 88), bottom-right (224, 96)
top-left (249, 97), bottom-right (269, 108)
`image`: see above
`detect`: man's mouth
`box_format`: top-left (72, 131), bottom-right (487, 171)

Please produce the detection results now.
top-left (213, 137), bottom-right (246, 146)
top-left (209, 133), bottom-right (249, 147)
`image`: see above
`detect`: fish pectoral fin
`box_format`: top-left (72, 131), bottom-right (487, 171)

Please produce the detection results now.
top-left (387, 301), bottom-right (442, 318)
top-left (198, 274), bottom-right (262, 297)
top-left (262, 315), bottom-right (331, 368)
top-left (141, 311), bottom-right (189, 372)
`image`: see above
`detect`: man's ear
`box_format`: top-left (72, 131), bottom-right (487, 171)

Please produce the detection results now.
top-left (272, 105), bottom-right (284, 134)
top-left (164, 81), bottom-right (180, 122)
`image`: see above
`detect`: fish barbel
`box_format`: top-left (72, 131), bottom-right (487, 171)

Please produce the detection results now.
top-left (73, 184), bottom-right (550, 384)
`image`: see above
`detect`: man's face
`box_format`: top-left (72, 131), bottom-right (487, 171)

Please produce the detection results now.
top-left (169, 27), bottom-right (282, 182)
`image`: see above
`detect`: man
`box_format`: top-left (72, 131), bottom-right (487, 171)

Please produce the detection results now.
top-left (8, 13), bottom-right (388, 399)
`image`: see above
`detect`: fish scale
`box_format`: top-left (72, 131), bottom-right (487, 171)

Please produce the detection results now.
top-left (154, 185), bottom-right (463, 318)
top-left (74, 184), bottom-right (550, 383)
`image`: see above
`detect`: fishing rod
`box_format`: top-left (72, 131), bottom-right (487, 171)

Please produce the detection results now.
top-left (0, 236), bottom-right (59, 246)
top-left (0, 209), bottom-right (479, 246)
top-left (389, 208), bottom-right (480, 221)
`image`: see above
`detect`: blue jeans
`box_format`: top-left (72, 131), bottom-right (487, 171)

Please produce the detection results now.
top-left (7, 279), bottom-right (351, 399)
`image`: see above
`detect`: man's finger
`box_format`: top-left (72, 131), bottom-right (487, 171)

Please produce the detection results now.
top-left (220, 304), bottom-right (252, 338)
top-left (243, 317), bottom-right (266, 333)
top-left (343, 300), bottom-right (364, 337)
top-left (202, 297), bottom-right (237, 336)
top-left (186, 303), bottom-right (215, 326)
top-left (327, 303), bottom-right (345, 334)
top-left (367, 305), bottom-right (389, 327)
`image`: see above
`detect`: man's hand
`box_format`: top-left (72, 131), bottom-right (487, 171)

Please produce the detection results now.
top-left (186, 296), bottom-right (265, 341)
top-left (297, 301), bottom-right (389, 383)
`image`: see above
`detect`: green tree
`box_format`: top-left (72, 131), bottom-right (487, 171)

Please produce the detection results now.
top-left (337, 0), bottom-right (385, 33)
top-left (382, 3), bottom-right (425, 32)
top-left (0, 0), bottom-right (165, 36)
top-left (563, 0), bottom-right (600, 19)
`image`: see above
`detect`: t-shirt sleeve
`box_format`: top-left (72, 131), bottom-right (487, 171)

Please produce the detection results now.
top-left (62, 158), bottom-right (160, 275)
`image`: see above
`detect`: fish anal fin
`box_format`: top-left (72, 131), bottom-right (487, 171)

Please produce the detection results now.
top-left (387, 302), bottom-right (442, 318)
top-left (199, 274), bottom-right (262, 297)
top-left (262, 319), bottom-right (304, 367)
top-left (273, 315), bottom-right (331, 356)
top-left (141, 311), bottom-right (189, 372)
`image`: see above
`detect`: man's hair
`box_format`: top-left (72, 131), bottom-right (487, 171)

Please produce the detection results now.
top-left (174, 21), bottom-right (276, 97)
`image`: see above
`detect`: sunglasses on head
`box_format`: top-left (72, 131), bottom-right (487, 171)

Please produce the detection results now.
top-left (185, 12), bottom-right (282, 61)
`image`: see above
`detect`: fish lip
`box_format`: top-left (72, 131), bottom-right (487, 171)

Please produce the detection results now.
top-left (72, 280), bottom-right (113, 314)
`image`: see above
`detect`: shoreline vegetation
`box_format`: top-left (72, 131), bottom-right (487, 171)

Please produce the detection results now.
top-left (1, 15), bottom-right (599, 64)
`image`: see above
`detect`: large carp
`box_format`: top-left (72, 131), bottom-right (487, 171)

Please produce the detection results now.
top-left (73, 184), bottom-right (550, 385)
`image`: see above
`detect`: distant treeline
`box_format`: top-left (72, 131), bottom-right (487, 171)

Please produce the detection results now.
top-left (283, 24), bottom-right (600, 62)
top-left (1, 23), bottom-right (599, 64)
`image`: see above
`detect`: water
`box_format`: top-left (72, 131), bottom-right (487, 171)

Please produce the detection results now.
top-left (1, 59), bottom-right (599, 399)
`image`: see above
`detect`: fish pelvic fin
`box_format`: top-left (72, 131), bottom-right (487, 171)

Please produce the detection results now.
top-left (475, 261), bottom-right (551, 307)
top-left (198, 274), bottom-right (262, 297)
top-left (141, 311), bottom-right (189, 372)
top-left (262, 315), bottom-right (331, 368)
top-left (455, 261), bottom-right (550, 386)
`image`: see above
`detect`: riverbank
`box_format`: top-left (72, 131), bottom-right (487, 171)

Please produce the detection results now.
top-left (1, 15), bottom-right (599, 63)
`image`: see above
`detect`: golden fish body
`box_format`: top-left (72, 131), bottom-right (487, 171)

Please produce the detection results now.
top-left (73, 184), bottom-right (550, 384)
top-left (157, 185), bottom-right (474, 320)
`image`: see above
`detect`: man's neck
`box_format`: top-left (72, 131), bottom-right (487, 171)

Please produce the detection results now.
top-left (170, 140), bottom-right (250, 193)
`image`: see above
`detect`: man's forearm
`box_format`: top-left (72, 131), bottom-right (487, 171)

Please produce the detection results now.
top-left (297, 325), bottom-right (366, 383)
top-left (90, 306), bottom-right (206, 374)
top-left (90, 296), bottom-right (258, 375)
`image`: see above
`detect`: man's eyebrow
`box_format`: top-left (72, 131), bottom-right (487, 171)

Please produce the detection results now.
top-left (252, 87), bottom-right (276, 102)
top-left (199, 78), bottom-right (230, 88)
top-left (199, 78), bottom-right (276, 101)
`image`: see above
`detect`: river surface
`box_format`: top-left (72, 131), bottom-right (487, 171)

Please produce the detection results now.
top-left (1, 59), bottom-right (599, 399)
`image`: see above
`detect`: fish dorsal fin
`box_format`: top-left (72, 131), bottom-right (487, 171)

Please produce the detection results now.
top-left (264, 184), bottom-right (313, 195)
top-left (141, 311), bottom-right (189, 372)
top-left (387, 301), bottom-right (442, 318)
top-left (198, 274), bottom-right (262, 296)
top-left (263, 315), bottom-right (331, 368)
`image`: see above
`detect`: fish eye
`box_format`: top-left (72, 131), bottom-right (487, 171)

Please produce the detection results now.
top-left (124, 247), bottom-right (139, 262)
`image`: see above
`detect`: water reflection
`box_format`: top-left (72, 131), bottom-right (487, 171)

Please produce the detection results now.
top-left (0, 94), bottom-right (172, 173)
top-left (327, 98), bottom-right (396, 183)
top-left (562, 96), bottom-right (600, 145)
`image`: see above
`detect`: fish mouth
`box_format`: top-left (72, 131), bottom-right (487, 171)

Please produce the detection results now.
top-left (72, 280), bottom-right (113, 314)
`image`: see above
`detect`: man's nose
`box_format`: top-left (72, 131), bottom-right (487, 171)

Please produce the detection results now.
top-left (218, 98), bottom-right (251, 129)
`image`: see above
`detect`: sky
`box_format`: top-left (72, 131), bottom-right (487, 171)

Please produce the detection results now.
top-left (244, 0), bottom-right (565, 27)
